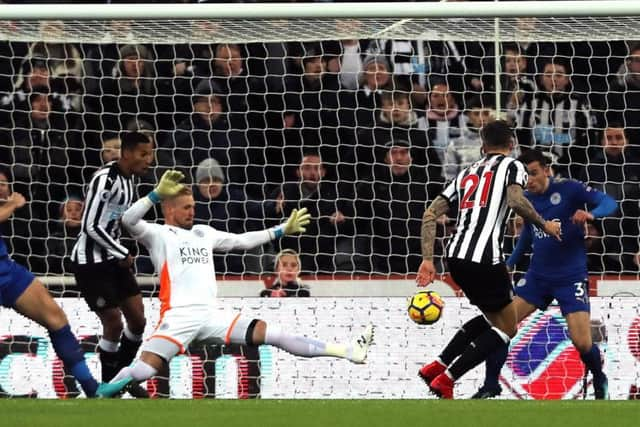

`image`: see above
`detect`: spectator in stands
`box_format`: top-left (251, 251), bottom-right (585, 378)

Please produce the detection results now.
top-left (353, 54), bottom-right (391, 129)
top-left (284, 46), bottom-right (341, 164)
top-left (209, 43), bottom-right (265, 130)
top-left (193, 158), bottom-right (264, 274)
top-left (260, 249), bottom-right (311, 298)
top-left (444, 95), bottom-right (497, 181)
top-left (101, 136), bottom-right (121, 164)
top-left (156, 80), bottom-right (248, 189)
top-left (324, 39), bottom-right (371, 92)
top-left (582, 125), bottom-right (640, 273)
top-left (516, 57), bottom-right (595, 178)
top-left (268, 151), bottom-right (354, 274)
top-left (607, 43), bottom-right (640, 144)
top-left (46, 197), bottom-right (83, 275)
top-left (0, 55), bottom-right (51, 123)
top-left (354, 90), bottom-right (441, 184)
top-left (354, 141), bottom-right (441, 274)
top-left (500, 43), bottom-right (536, 125)
top-left (418, 80), bottom-right (466, 164)
top-left (8, 86), bottom-right (82, 206)
top-left (85, 44), bottom-right (157, 134)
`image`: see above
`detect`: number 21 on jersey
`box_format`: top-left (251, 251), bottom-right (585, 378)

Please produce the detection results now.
top-left (460, 171), bottom-right (494, 210)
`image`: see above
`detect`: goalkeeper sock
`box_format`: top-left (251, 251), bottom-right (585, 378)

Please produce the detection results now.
top-left (264, 325), bottom-right (348, 358)
top-left (448, 327), bottom-right (510, 381)
top-left (98, 338), bottom-right (120, 382)
top-left (49, 324), bottom-right (98, 397)
top-left (111, 360), bottom-right (157, 383)
top-left (580, 344), bottom-right (604, 378)
top-left (483, 342), bottom-right (509, 390)
top-left (117, 327), bottom-right (143, 369)
top-left (439, 315), bottom-right (491, 365)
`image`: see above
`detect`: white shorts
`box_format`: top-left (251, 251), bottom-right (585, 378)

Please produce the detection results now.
top-left (142, 306), bottom-right (255, 361)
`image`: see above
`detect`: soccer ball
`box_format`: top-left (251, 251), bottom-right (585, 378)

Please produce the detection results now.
top-left (407, 291), bottom-right (444, 325)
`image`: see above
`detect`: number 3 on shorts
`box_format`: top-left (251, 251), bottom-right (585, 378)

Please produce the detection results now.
top-left (574, 280), bottom-right (588, 303)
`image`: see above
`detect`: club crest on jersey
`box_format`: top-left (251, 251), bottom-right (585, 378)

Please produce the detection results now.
top-left (550, 192), bottom-right (562, 205)
top-left (194, 229), bottom-right (205, 238)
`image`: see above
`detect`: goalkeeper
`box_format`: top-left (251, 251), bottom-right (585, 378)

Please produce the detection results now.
top-left (473, 149), bottom-right (616, 400)
top-left (110, 171), bottom-right (373, 390)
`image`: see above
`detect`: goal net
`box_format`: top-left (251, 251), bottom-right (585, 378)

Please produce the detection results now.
top-left (0, 1), bottom-right (639, 399)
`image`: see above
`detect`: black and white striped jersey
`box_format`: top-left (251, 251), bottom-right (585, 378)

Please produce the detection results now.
top-left (441, 153), bottom-right (528, 265)
top-left (71, 161), bottom-right (135, 265)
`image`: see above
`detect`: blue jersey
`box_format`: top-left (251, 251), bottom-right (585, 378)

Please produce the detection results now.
top-left (0, 233), bottom-right (7, 258)
top-left (508, 178), bottom-right (617, 280)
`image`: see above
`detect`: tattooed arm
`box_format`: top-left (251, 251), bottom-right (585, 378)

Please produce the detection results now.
top-left (421, 196), bottom-right (451, 261)
top-left (506, 184), bottom-right (562, 240)
top-left (417, 196), bottom-right (450, 286)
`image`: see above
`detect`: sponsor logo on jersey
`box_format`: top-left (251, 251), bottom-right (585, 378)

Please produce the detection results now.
top-left (179, 247), bottom-right (210, 264)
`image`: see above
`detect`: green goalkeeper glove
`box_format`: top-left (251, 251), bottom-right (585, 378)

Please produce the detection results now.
top-left (149, 170), bottom-right (185, 202)
top-left (280, 208), bottom-right (311, 236)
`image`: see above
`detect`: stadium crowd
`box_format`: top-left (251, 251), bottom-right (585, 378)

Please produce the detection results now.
top-left (0, 0), bottom-right (639, 277)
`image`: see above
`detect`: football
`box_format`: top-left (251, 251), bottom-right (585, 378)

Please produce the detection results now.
top-left (407, 291), bottom-right (444, 325)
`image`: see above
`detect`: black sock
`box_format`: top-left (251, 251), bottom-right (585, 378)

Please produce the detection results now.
top-left (99, 349), bottom-right (120, 382)
top-left (439, 315), bottom-right (491, 365)
top-left (483, 342), bottom-right (509, 389)
top-left (448, 327), bottom-right (509, 380)
top-left (118, 334), bottom-right (142, 369)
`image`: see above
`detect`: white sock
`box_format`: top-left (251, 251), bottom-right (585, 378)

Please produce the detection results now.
top-left (264, 324), bottom-right (349, 359)
top-left (99, 338), bottom-right (119, 353)
top-left (111, 360), bottom-right (157, 383)
top-left (123, 326), bottom-right (143, 342)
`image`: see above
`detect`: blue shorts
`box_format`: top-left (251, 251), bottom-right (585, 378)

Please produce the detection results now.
top-left (514, 271), bottom-right (589, 316)
top-left (0, 257), bottom-right (35, 308)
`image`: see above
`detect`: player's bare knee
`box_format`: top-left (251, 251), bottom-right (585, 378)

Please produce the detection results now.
top-left (572, 337), bottom-right (593, 354)
top-left (251, 320), bottom-right (267, 345)
top-left (127, 317), bottom-right (146, 336)
top-left (99, 310), bottom-right (124, 338)
top-left (44, 304), bottom-right (69, 331)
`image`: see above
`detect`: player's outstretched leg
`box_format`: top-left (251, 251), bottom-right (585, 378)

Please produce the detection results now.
top-left (419, 315), bottom-right (491, 385)
top-left (12, 279), bottom-right (106, 397)
top-left (471, 343), bottom-right (507, 399)
top-left (255, 321), bottom-right (374, 364)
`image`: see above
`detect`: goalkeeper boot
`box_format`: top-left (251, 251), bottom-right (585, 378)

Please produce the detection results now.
top-left (95, 377), bottom-right (131, 398)
top-left (429, 373), bottom-right (454, 400)
top-left (418, 360), bottom-right (446, 386)
top-left (349, 323), bottom-right (374, 364)
top-left (594, 373), bottom-right (609, 400)
top-left (471, 384), bottom-right (502, 399)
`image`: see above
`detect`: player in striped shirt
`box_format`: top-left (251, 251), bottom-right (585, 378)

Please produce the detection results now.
top-left (108, 171), bottom-right (373, 391)
top-left (71, 131), bottom-right (152, 395)
top-left (415, 120), bottom-right (562, 399)
top-left (1, 191), bottom-right (128, 397)
top-left (472, 149), bottom-right (615, 399)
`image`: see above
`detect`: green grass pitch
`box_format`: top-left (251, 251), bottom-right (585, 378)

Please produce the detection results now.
top-left (1, 400), bottom-right (638, 427)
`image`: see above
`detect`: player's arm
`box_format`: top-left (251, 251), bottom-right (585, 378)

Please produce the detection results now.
top-left (572, 185), bottom-right (618, 225)
top-left (212, 208), bottom-right (311, 252)
top-left (122, 170), bottom-right (185, 239)
top-left (416, 195), bottom-right (450, 286)
top-left (0, 192), bottom-right (26, 223)
top-left (84, 173), bottom-right (130, 259)
top-left (506, 223), bottom-right (532, 269)
top-left (506, 184), bottom-right (562, 241)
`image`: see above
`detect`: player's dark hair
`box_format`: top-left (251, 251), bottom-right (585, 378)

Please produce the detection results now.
top-left (518, 149), bottom-right (550, 167)
top-left (120, 131), bottom-right (152, 152)
top-left (480, 120), bottom-right (513, 148)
